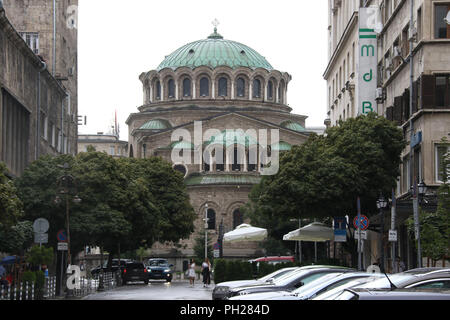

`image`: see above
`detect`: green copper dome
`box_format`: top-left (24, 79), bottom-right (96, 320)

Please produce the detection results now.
top-left (157, 29), bottom-right (273, 71)
top-left (281, 121), bottom-right (305, 132)
top-left (272, 141), bottom-right (292, 151)
top-left (140, 119), bottom-right (171, 130)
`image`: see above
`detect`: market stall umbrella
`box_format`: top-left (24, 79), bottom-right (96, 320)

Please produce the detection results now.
top-left (283, 222), bottom-right (334, 263)
top-left (0, 256), bottom-right (17, 265)
top-left (223, 224), bottom-right (268, 243)
top-left (283, 222), bottom-right (334, 242)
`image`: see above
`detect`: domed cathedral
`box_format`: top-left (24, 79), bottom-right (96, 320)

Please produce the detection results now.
top-left (126, 25), bottom-right (311, 261)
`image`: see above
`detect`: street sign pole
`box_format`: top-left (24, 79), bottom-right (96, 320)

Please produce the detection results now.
top-left (357, 197), bottom-right (362, 271)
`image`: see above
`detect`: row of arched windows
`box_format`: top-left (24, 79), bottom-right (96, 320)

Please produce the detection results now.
top-left (146, 76), bottom-right (286, 104)
top-left (205, 208), bottom-right (243, 231)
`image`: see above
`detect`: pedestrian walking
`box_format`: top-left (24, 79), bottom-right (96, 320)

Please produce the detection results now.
top-left (394, 256), bottom-right (406, 273)
top-left (187, 259), bottom-right (196, 287)
top-left (202, 258), bottom-right (211, 287)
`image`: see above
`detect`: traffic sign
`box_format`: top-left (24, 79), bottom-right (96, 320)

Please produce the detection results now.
top-left (34, 233), bottom-right (48, 244)
top-left (353, 215), bottom-right (369, 231)
top-left (57, 230), bottom-right (67, 242)
top-left (213, 249), bottom-right (220, 258)
top-left (33, 218), bottom-right (49, 233)
top-left (57, 242), bottom-right (68, 251)
top-left (354, 230), bottom-right (368, 240)
top-left (388, 229), bottom-right (398, 242)
top-left (213, 242), bottom-right (221, 250)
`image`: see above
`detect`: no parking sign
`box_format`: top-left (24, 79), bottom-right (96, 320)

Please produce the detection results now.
top-left (353, 215), bottom-right (369, 231)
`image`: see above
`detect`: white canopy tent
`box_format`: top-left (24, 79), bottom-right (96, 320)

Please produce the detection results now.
top-left (283, 222), bottom-right (334, 262)
top-left (223, 224), bottom-right (268, 243)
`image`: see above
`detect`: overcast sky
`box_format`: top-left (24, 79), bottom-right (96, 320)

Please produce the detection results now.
top-left (78, 0), bottom-right (329, 140)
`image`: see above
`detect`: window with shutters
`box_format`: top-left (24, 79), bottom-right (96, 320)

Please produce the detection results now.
top-left (434, 4), bottom-right (450, 39)
top-left (435, 75), bottom-right (450, 107)
top-left (19, 32), bottom-right (39, 54)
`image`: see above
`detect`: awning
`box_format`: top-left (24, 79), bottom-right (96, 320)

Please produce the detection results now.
top-left (0, 256), bottom-right (17, 265)
top-left (283, 222), bottom-right (334, 242)
top-left (223, 224), bottom-right (268, 243)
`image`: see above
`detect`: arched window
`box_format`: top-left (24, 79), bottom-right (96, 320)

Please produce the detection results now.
top-left (233, 209), bottom-right (244, 229)
top-left (253, 79), bottom-right (261, 98)
top-left (173, 164), bottom-right (187, 177)
top-left (268, 81), bottom-right (273, 99)
top-left (278, 83), bottom-right (284, 103)
top-left (207, 208), bottom-right (216, 230)
top-left (168, 79), bottom-right (175, 98)
top-left (156, 81), bottom-right (161, 100)
top-left (237, 78), bottom-right (245, 97)
top-left (183, 78), bottom-right (191, 97)
top-left (218, 77), bottom-right (228, 97)
top-left (200, 77), bottom-right (209, 97)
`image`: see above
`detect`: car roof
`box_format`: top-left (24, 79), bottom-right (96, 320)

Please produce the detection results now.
top-left (347, 288), bottom-right (450, 300)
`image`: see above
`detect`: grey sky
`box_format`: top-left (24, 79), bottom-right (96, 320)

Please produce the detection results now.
top-left (78, 0), bottom-right (329, 140)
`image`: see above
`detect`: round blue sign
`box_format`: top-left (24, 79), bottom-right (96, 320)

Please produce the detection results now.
top-left (57, 230), bottom-right (67, 242)
top-left (353, 215), bottom-right (369, 231)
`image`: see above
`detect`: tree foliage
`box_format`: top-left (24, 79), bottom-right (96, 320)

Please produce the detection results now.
top-left (15, 151), bottom-right (196, 257)
top-left (244, 113), bottom-right (406, 256)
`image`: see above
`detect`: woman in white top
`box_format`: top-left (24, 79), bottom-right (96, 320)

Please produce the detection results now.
top-left (188, 259), bottom-right (196, 287)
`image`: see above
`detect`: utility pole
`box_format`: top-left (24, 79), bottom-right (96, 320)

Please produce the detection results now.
top-left (205, 204), bottom-right (209, 260)
top-left (408, 0), bottom-right (422, 268)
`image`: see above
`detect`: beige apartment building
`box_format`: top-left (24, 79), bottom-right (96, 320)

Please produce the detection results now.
top-left (325, 0), bottom-right (450, 270)
top-left (78, 133), bottom-right (128, 158)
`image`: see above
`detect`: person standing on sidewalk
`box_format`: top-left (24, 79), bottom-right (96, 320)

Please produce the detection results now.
top-left (202, 258), bottom-right (211, 288)
top-left (188, 259), bottom-right (196, 287)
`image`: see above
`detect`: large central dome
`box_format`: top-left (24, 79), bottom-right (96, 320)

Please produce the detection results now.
top-left (157, 29), bottom-right (273, 71)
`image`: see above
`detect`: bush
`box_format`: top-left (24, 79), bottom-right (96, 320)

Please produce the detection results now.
top-left (22, 271), bottom-right (36, 284)
top-left (34, 271), bottom-right (45, 300)
top-left (213, 259), bottom-right (227, 284)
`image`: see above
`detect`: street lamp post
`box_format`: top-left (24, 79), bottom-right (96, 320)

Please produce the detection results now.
top-left (204, 204), bottom-right (209, 260)
top-left (376, 194), bottom-right (388, 273)
top-left (55, 163), bottom-right (81, 296)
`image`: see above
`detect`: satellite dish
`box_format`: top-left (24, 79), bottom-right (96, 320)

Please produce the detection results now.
top-left (445, 10), bottom-right (450, 25)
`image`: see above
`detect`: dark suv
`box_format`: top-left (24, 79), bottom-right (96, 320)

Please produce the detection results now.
top-left (90, 259), bottom-right (132, 276)
top-left (122, 262), bottom-right (149, 285)
top-left (146, 259), bottom-right (173, 282)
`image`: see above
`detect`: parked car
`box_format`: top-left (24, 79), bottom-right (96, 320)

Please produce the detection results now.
top-left (226, 265), bottom-right (355, 299)
top-left (122, 262), bottom-right (149, 285)
top-left (332, 288), bottom-right (450, 300)
top-left (212, 267), bottom-right (299, 300)
top-left (248, 256), bottom-right (295, 265)
top-left (146, 258), bottom-right (173, 282)
top-left (90, 259), bottom-right (133, 276)
top-left (355, 270), bottom-right (450, 290)
top-left (229, 272), bottom-right (385, 300)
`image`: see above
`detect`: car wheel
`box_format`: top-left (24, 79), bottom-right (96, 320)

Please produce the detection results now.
top-left (144, 280), bottom-right (149, 285)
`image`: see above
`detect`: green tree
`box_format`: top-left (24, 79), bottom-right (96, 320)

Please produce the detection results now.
top-left (245, 113), bottom-right (406, 265)
top-left (407, 138), bottom-right (450, 265)
top-left (26, 245), bottom-right (54, 267)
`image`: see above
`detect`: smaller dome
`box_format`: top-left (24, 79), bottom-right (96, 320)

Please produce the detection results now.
top-left (140, 119), bottom-right (171, 130)
top-left (170, 141), bottom-right (195, 150)
top-left (272, 141), bottom-right (292, 151)
top-left (281, 121), bottom-right (305, 132)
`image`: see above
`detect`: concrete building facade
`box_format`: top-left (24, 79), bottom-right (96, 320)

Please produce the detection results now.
top-left (0, 4), bottom-right (75, 177)
top-left (324, 0), bottom-right (450, 270)
top-left (78, 133), bottom-right (128, 158)
top-left (2, 0), bottom-right (79, 157)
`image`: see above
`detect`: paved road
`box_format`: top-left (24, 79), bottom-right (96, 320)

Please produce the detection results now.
top-left (83, 280), bottom-right (213, 300)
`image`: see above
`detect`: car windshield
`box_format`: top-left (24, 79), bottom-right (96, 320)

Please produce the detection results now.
top-left (356, 274), bottom-right (416, 289)
top-left (312, 276), bottom-right (384, 300)
top-left (258, 268), bottom-right (297, 282)
top-left (291, 272), bottom-right (343, 295)
top-left (274, 270), bottom-right (332, 287)
top-left (148, 259), bottom-right (169, 267)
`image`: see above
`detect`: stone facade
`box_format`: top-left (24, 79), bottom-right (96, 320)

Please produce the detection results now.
top-left (0, 5), bottom-right (75, 177)
top-left (127, 29), bottom-right (312, 263)
top-left (2, 0), bottom-right (78, 155)
top-left (78, 133), bottom-right (128, 158)
top-left (324, 0), bottom-right (450, 270)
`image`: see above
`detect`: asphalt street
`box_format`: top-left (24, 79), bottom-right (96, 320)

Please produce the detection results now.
top-left (83, 280), bottom-right (213, 300)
